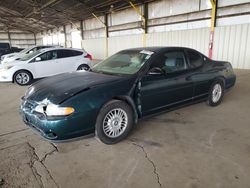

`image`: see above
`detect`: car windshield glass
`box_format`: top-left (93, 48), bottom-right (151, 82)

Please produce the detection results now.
top-left (19, 50), bottom-right (43, 61)
top-left (92, 50), bottom-right (154, 75)
top-left (19, 47), bottom-right (33, 54)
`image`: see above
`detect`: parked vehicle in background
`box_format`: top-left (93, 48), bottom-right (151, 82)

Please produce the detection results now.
top-left (0, 42), bottom-right (23, 58)
top-left (0, 48), bottom-right (93, 85)
top-left (20, 47), bottom-right (236, 144)
top-left (1, 45), bottom-right (58, 64)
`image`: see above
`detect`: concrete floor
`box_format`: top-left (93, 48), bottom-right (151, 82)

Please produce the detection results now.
top-left (0, 70), bottom-right (250, 188)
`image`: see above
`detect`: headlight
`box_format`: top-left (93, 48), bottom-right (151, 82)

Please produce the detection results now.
top-left (3, 65), bottom-right (13, 70)
top-left (46, 104), bottom-right (75, 116)
top-left (34, 103), bottom-right (75, 117)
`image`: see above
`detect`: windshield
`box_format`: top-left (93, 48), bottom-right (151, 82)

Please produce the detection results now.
top-left (19, 49), bottom-right (43, 61)
top-left (92, 50), bottom-right (154, 75)
top-left (19, 47), bottom-right (34, 54)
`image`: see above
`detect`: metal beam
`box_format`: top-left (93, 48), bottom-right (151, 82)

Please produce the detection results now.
top-left (34, 33), bottom-right (37, 45)
top-left (80, 21), bottom-right (84, 40)
top-left (7, 29), bottom-right (12, 47)
top-left (25, 0), bottom-right (63, 18)
top-left (209, 0), bottom-right (218, 58)
top-left (128, 1), bottom-right (147, 47)
top-left (63, 25), bottom-right (67, 47)
top-left (92, 13), bottom-right (109, 58)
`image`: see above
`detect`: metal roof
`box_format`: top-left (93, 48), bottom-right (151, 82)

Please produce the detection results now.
top-left (0, 0), bottom-right (152, 33)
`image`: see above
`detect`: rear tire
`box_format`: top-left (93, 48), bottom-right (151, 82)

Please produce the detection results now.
top-left (77, 64), bottom-right (90, 71)
top-left (207, 81), bottom-right (224, 106)
top-left (14, 70), bottom-right (32, 86)
top-left (95, 100), bottom-right (134, 144)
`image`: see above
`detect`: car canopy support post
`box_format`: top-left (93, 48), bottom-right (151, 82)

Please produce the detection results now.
top-left (33, 33), bottom-right (37, 45)
top-left (128, 1), bottom-right (147, 47)
top-left (7, 29), bottom-right (12, 47)
top-left (209, 0), bottom-right (217, 59)
top-left (80, 21), bottom-right (84, 49)
top-left (92, 13), bottom-right (109, 58)
top-left (63, 25), bottom-right (67, 47)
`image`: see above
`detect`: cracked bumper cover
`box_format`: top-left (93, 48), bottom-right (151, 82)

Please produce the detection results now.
top-left (20, 100), bottom-right (95, 141)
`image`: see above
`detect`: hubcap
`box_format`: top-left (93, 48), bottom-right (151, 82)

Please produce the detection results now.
top-left (212, 83), bottom-right (222, 103)
top-left (16, 72), bottom-right (30, 85)
top-left (103, 108), bottom-right (128, 138)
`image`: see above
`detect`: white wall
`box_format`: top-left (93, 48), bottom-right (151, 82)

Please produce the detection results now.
top-left (0, 30), bottom-right (35, 48)
top-left (84, 23), bottom-right (250, 70)
top-left (213, 24), bottom-right (250, 69)
top-left (82, 38), bottom-right (106, 59)
top-left (147, 28), bottom-right (210, 56)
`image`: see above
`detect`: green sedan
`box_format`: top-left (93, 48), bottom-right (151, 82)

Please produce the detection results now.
top-left (20, 47), bottom-right (236, 144)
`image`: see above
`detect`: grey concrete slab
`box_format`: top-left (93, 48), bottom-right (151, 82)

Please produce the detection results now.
top-left (0, 70), bottom-right (250, 188)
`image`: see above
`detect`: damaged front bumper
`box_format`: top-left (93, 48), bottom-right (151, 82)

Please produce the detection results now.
top-left (20, 97), bottom-right (95, 141)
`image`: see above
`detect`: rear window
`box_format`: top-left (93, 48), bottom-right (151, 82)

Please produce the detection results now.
top-left (57, 50), bottom-right (83, 58)
top-left (72, 50), bottom-right (83, 56)
top-left (187, 50), bottom-right (203, 68)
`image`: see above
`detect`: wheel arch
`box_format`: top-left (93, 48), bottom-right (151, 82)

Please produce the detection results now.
top-left (12, 69), bottom-right (34, 83)
top-left (112, 95), bottom-right (139, 124)
top-left (213, 76), bottom-right (226, 88)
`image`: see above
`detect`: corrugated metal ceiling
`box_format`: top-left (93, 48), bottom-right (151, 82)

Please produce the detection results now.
top-left (0, 0), bottom-right (153, 33)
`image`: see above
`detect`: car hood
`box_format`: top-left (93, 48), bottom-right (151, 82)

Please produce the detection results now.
top-left (25, 71), bottom-right (125, 104)
top-left (5, 52), bottom-right (18, 57)
top-left (1, 54), bottom-right (23, 63)
top-left (1, 60), bottom-right (26, 66)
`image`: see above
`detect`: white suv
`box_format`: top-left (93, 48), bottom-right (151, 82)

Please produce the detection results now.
top-left (0, 48), bottom-right (92, 85)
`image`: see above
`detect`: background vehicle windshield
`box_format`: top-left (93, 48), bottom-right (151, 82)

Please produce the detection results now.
top-left (19, 49), bottom-right (43, 61)
top-left (19, 47), bottom-right (33, 54)
top-left (92, 50), bottom-right (153, 75)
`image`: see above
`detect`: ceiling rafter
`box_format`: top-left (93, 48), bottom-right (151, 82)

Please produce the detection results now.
top-left (0, 0), bottom-right (154, 33)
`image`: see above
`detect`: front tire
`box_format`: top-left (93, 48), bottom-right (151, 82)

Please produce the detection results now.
top-left (14, 70), bottom-right (32, 86)
top-left (77, 64), bottom-right (90, 71)
top-left (207, 81), bottom-right (224, 106)
top-left (95, 100), bottom-right (134, 144)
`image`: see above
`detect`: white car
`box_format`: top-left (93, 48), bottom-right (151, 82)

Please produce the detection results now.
top-left (0, 48), bottom-right (93, 86)
top-left (1, 45), bottom-right (57, 64)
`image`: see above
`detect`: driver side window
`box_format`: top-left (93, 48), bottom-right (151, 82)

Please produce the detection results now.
top-left (152, 51), bottom-right (187, 73)
top-left (38, 51), bottom-right (58, 61)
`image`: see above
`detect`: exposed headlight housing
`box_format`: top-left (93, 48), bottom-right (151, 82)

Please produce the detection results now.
top-left (34, 103), bottom-right (74, 117)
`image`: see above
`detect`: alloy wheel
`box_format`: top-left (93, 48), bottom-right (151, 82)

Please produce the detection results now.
top-left (16, 72), bottom-right (30, 85)
top-left (212, 83), bottom-right (222, 103)
top-left (102, 108), bottom-right (128, 138)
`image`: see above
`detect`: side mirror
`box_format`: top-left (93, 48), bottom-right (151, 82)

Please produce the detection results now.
top-left (148, 67), bottom-right (165, 75)
top-left (29, 50), bottom-right (33, 54)
top-left (35, 57), bottom-right (41, 62)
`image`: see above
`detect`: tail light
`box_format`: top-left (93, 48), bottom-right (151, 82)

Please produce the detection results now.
top-left (85, 53), bottom-right (93, 61)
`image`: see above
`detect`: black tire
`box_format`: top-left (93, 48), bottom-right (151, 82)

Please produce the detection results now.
top-left (14, 70), bottom-right (32, 86)
top-left (77, 64), bottom-right (90, 71)
top-left (207, 80), bottom-right (224, 106)
top-left (95, 100), bottom-right (134, 144)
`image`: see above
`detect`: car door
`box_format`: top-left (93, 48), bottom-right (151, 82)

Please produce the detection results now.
top-left (31, 50), bottom-right (60, 78)
top-left (185, 49), bottom-right (210, 98)
top-left (140, 50), bottom-right (194, 115)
